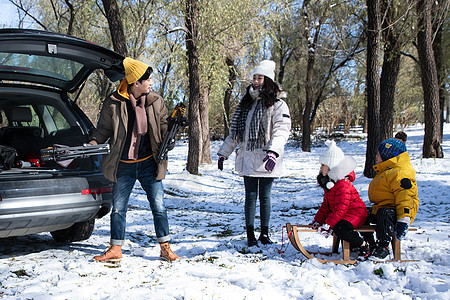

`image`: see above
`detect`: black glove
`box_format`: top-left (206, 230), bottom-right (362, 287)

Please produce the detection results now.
top-left (395, 217), bottom-right (410, 241)
top-left (218, 155), bottom-right (226, 171)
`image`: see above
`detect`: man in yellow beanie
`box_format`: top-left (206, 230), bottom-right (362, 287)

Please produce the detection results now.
top-left (89, 57), bottom-right (179, 262)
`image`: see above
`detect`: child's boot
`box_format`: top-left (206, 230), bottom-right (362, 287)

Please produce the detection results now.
top-left (357, 241), bottom-right (371, 260)
top-left (368, 242), bottom-right (390, 261)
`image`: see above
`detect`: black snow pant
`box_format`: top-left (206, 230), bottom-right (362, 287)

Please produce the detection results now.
top-left (333, 220), bottom-right (364, 249)
top-left (361, 207), bottom-right (396, 248)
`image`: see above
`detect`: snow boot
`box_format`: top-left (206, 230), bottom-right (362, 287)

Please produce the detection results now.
top-left (246, 225), bottom-right (258, 247)
top-left (94, 245), bottom-right (122, 262)
top-left (368, 244), bottom-right (390, 262)
top-left (357, 241), bottom-right (371, 261)
top-left (160, 242), bottom-right (180, 262)
top-left (258, 226), bottom-right (273, 245)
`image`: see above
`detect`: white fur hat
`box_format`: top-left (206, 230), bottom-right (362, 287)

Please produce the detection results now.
top-left (319, 140), bottom-right (345, 170)
top-left (251, 60), bottom-right (276, 81)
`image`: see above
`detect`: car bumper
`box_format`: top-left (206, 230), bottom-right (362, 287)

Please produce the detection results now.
top-left (0, 176), bottom-right (112, 238)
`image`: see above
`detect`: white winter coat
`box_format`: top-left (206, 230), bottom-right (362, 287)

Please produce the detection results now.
top-left (218, 99), bottom-right (291, 177)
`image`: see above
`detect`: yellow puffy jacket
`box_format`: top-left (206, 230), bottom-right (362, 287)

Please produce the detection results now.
top-left (368, 152), bottom-right (419, 224)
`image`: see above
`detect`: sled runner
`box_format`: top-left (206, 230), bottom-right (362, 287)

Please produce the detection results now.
top-left (286, 223), bottom-right (418, 264)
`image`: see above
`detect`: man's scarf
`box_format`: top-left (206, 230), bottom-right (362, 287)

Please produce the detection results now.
top-left (230, 87), bottom-right (270, 150)
top-left (128, 92), bottom-right (148, 160)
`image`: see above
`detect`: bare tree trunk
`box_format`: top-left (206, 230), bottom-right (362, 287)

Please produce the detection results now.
top-left (379, 0), bottom-right (401, 141)
top-left (200, 87), bottom-right (211, 164)
top-left (296, 83), bottom-right (303, 133)
top-left (300, 0), bottom-right (316, 152)
top-left (299, 1), bottom-right (362, 151)
top-left (64, 0), bottom-right (75, 36)
top-left (223, 56), bottom-right (236, 138)
top-left (432, 12), bottom-right (445, 141)
top-left (363, 103), bottom-right (368, 134)
top-left (159, 62), bottom-right (172, 100)
top-left (447, 99), bottom-right (450, 123)
top-left (417, 0), bottom-right (443, 158)
top-left (277, 47), bottom-right (292, 87)
top-left (185, 0), bottom-right (201, 174)
top-left (446, 100), bottom-right (450, 123)
top-left (301, 47), bottom-right (314, 152)
top-left (101, 0), bottom-right (128, 57)
top-left (364, 0), bottom-right (382, 178)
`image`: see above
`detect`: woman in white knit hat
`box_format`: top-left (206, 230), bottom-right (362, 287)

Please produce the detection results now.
top-left (217, 60), bottom-right (291, 247)
top-left (310, 140), bottom-right (369, 258)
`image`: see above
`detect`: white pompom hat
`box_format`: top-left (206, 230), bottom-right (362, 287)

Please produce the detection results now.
top-left (319, 140), bottom-right (345, 170)
top-left (251, 60), bottom-right (276, 81)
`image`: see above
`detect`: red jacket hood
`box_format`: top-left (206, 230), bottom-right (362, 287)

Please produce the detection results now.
top-left (346, 171), bottom-right (356, 182)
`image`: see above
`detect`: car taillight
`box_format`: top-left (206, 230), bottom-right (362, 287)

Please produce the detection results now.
top-left (82, 187), bottom-right (113, 195)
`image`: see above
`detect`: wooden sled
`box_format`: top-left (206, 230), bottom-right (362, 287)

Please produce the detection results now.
top-left (286, 223), bottom-right (418, 265)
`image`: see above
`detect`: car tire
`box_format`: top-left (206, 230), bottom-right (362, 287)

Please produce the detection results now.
top-left (50, 218), bottom-right (95, 243)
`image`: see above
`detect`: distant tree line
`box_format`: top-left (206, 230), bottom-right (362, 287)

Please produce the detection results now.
top-left (4, 0), bottom-right (448, 177)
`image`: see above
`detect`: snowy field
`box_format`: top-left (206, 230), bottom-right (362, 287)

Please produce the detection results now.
top-left (0, 124), bottom-right (449, 299)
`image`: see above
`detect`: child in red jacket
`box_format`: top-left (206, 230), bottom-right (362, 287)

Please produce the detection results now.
top-left (310, 141), bottom-right (369, 257)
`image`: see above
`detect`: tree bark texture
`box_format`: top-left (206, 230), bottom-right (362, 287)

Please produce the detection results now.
top-left (301, 47), bottom-right (314, 152)
top-left (379, 0), bottom-right (401, 141)
top-left (200, 88), bottom-right (211, 164)
top-left (159, 61), bottom-right (172, 100)
top-left (64, 0), bottom-right (75, 36)
top-left (417, 0), bottom-right (443, 158)
top-left (185, 0), bottom-right (201, 174)
top-left (301, 0), bottom-right (314, 152)
top-left (432, 14), bottom-right (445, 142)
top-left (101, 0), bottom-right (128, 57)
top-left (364, 0), bottom-right (382, 178)
top-left (223, 56), bottom-right (236, 138)
top-left (296, 83), bottom-right (303, 139)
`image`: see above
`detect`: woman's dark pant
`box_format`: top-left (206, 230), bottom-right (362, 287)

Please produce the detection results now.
top-left (243, 176), bottom-right (274, 228)
top-left (333, 220), bottom-right (364, 249)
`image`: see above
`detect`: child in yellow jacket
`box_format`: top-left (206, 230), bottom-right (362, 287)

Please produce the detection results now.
top-left (364, 138), bottom-right (420, 261)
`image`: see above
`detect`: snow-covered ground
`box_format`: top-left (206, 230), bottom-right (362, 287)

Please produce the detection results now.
top-left (1, 124), bottom-right (449, 299)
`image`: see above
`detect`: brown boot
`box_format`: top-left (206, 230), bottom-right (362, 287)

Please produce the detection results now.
top-left (94, 245), bottom-right (122, 262)
top-left (159, 242), bottom-right (180, 262)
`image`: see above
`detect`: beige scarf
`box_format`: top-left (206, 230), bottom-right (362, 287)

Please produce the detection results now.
top-left (128, 92), bottom-right (148, 160)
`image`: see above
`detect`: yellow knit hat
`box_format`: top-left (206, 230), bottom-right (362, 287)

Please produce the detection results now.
top-left (123, 57), bottom-right (149, 84)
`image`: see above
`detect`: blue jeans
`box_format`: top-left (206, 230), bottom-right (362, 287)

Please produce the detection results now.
top-left (243, 176), bottom-right (274, 228)
top-left (110, 158), bottom-right (170, 245)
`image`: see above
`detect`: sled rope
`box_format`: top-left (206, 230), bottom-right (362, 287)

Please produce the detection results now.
top-left (276, 225), bottom-right (292, 253)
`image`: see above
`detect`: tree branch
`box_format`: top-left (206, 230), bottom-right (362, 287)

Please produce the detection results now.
top-left (400, 50), bottom-right (420, 64)
top-left (9, 0), bottom-right (47, 30)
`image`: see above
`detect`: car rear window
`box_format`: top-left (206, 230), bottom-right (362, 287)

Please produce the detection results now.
top-left (0, 53), bottom-right (84, 82)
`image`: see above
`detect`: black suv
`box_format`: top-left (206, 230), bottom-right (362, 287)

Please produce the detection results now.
top-left (0, 29), bottom-right (124, 242)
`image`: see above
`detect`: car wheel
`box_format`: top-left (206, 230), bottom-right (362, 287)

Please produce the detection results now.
top-left (51, 218), bottom-right (95, 243)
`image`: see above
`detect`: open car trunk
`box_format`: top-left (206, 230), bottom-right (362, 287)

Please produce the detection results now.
top-left (0, 84), bottom-right (112, 241)
top-left (0, 28), bottom-right (119, 241)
